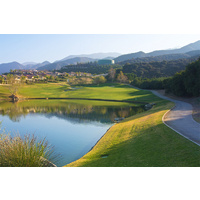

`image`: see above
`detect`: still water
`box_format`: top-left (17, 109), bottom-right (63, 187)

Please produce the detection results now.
top-left (0, 100), bottom-right (145, 166)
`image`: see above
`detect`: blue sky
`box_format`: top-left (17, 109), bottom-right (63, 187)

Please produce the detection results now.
top-left (1, 34), bottom-right (200, 64)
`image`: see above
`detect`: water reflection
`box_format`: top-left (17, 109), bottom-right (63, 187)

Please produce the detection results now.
top-left (0, 100), bottom-right (146, 166)
top-left (0, 100), bottom-right (145, 124)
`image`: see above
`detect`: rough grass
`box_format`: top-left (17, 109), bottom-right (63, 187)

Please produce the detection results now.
top-left (0, 133), bottom-right (58, 167)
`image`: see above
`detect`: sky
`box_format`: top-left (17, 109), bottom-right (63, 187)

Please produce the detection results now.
top-left (1, 34), bottom-right (200, 64)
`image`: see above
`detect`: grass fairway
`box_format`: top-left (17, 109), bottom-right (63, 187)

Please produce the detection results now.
top-left (0, 83), bottom-right (159, 103)
top-left (0, 85), bottom-right (11, 99)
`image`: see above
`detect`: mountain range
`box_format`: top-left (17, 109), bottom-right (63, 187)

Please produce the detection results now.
top-left (118, 50), bottom-right (200, 65)
top-left (114, 40), bottom-right (200, 63)
top-left (37, 57), bottom-right (97, 71)
top-left (0, 53), bottom-right (121, 74)
top-left (57, 52), bottom-right (121, 62)
top-left (1, 40), bottom-right (200, 74)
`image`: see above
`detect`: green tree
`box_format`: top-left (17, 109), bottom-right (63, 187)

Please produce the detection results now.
top-left (184, 59), bottom-right (200, 96)
top-left (93, 76), bottom-right (106, 84)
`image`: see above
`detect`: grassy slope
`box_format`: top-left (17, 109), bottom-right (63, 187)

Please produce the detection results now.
top-left (66, 100), bottom-right (200, 167)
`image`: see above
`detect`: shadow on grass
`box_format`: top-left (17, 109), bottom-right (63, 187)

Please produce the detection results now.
top-left (0, 92), bottom-right (9, 96)
top-left (80, 83), bottom-right (132, 88)
top-left (72, 122), bottom-right (200, 167)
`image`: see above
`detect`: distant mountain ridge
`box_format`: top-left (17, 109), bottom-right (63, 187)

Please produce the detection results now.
top-left (37, 57), bottom-right (97, 71)
top-left (118, 50), bottom-right (200, 65)
top-left (114, 40), bottom-right (200, 63)
top-left (39, 53), bottom-right (121, 70)
top-left (57, 52), bottom-right (121, 62)
top-left (1, 40), bottom-right (200, 73)
top-left (0, 61), bottom-right (52, 74)
top-left (0, 62), bottom-right (24, 74)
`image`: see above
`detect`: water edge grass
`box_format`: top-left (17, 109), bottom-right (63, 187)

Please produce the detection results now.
top-left (66, 100), bottom-right (200, 167)
top-left (0, 133), bottom-right (59, 167)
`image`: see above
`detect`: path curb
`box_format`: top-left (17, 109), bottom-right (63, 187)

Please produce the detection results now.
top-left (162, 103), bottom-right (200, 147)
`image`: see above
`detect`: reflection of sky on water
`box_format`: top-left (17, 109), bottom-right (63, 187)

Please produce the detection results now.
top-left (0, 113), bottom-right (112, 166)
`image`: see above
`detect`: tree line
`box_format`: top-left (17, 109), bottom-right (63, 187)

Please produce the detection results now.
top-left (129, 58), bottom-right (200, 97)
top-left (122, 57), bottom-right (199, 78)
top-left (59, 63), bottom-right (122, 74)
top-left (164, 58), bottom-right (200, 97)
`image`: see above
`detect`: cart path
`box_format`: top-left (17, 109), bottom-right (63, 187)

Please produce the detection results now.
top-left (151, 90), bottom-right (200, 145)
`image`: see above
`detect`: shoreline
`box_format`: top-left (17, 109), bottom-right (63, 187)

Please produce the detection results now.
top-left (9, 97), bottom-right (147, 104)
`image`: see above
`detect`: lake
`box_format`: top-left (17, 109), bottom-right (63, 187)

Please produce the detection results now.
top-left (0, 100), bottom-right (145, 166)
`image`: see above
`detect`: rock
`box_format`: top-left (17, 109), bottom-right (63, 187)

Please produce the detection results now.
top-left (9, 94), bottom-right (19, 102)
top-left (40, 157), bottom-right (57, 167)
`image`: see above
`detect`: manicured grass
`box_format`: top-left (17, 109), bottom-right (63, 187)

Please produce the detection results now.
top-left (0, 99), bottom-right (137, 110)
top-left (18, 83), bottom-right (71, 98)
top-left (66, 100), bottom-right (200, 167)
top-left (0, 82), bottom-right (160, 103)
top-left (0, 85), bottom-right (11, 99)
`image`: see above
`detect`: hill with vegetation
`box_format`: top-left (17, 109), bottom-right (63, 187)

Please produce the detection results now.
top-left (119, 50), bottom-right (200, 65)
top-left (0, 62), bottom-right (24, 74)
top-left (37, 57), bottom-right (97, 71)
top-left (129, 57), bottom-right (200, 97)
top-left (58, 52), bottom-right (121, 61)
top-left (59, 62), bottom-right (122, 74)
top-left (122, 55), bottom-right (200, 78)
top-left (114, 40), bottom-right (200, 63)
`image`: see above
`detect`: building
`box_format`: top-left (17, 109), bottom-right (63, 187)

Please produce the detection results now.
top-left (97, 59), bottom-right (115, 65)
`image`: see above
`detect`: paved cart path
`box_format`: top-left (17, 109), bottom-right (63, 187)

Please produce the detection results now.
top-left (151, 90), bottom-right (200, 145)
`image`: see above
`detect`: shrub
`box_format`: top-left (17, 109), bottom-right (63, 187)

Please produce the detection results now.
top-left (0, 133), bottom-right (58, 167)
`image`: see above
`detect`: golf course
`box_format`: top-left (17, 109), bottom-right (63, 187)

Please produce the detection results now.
top-left (1, 82), bottom-right (200, 167)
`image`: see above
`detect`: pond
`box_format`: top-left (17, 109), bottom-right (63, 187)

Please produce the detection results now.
top-left (0, 100), bottom-right (146, 166)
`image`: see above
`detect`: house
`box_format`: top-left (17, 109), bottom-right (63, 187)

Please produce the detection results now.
top-left (25, 75), bottom-right (35, 82)
top-left (0, 75), bottom-right (9, 84)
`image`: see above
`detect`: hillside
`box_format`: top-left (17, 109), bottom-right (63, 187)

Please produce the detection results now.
top-left (119, 53), bottom-right (189, 65)
top-left (114, 51), bottom-right (146, 63)
top-left (58, 52), bottom-right (121, 62)
top-left (128, 57), bottom-right (200, 97)
top-left (37, 57), bottom-right (97, 70)
top-left (22, 61), bottom-right (51, 70)
top-left (0, 62), bottom-right (24, 74)
top-left (122, 55), bottom-right (200, 78)
top-left (119, 51), bottom-right (200, 65)
top-left (60, 63), bottom-right (121, 74)
top-left (114, 40), bottom-right (200, 63)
